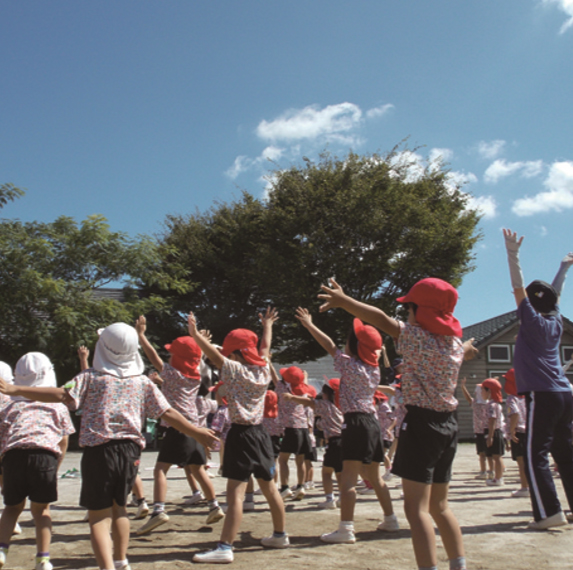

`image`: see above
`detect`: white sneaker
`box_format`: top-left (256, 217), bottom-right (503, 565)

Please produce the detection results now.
top-left (261, 533), bottom-right (290, 548)
top-left (193, 547), bottom-right (234, 563)
top-left (320, 527), bottom-right (356, 544)
top-left (304, 481), bottom-right (315, 490)
top-left (293, 486), bottom-right (305, 500)
top-left (243, 501), bottom-right (255, 512)
top-left (184, 492), bottom-right (204, 506)
top-left (359, 487), bottom-right (376, 495)
top-left (318, 499), bottom-right (338, 510)
top-left (528, 511), bottom-right (567, 530)
top-left (382, 471), bottom-right (393, 482)
top-left (0, 548), bottom-right (7, 568)
top-left (511, 487), bottom-right (529, 498)
top-left (12, 522), bottom-right (21, 535)
top-left (135, 511), bottom-right (169, 535)
top-left (129, 494), bottom-right (139, 507)
top-left (377, 514), bottom-right (399, 532)
top-left (114, 563), bottom-right (132, 570)
top-left (206, 506), bottom-right (225, 525)
top-left (475, 471), bottom-right (487, 480)
top-left (486, 477), bottom-right (504, 486)
top-left (487, 470), bottom-right (494, 480)
top-left (35, 560), bottom-right (53, 570)
top-left (134, 500), bottom-right (150, 520)
top-left (280, 487), bottom-right (293, 499)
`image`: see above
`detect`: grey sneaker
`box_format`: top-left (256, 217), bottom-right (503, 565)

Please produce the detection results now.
top-left (135, 511), bottom-right (169, 535)
top-left (377, 514), bottom-right (399, 532)
top-left (134, 500), bottom-right (149, 520)
top-left (193, 547), bottom-right (234, 563)
top-left (261, 533), bottom-right (290, 548)
top-left (320, 527), bottom-right (356, 544)
top-left (527, 511), bottom-right (567, 530)
top-left (206, 506), bottom-right (225, 525)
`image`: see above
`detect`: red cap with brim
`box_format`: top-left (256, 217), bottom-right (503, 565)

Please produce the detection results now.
top-left (396, 278), bottom-right (462, 337)
top-left (221, 329), bottom-right (267, 367)
top-left (264, 390), bottom-right (278, 418)
top-left (164, 336), bottom-right (202, 380)
top-left (373, 389), bottom-right (388, 404)
top-left (353, 319), bottom-right (382, 367)
top-left (280, 366), bottom-right (307, 396)
top-left (503, 368), bottom-right (520, 397)
top-left (482, 377), bottom-right (503, 403)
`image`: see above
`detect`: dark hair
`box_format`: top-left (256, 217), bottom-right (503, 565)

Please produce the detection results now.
top-left (198, 379), bottom-right (210, 397)
top-left (322, 383), bottom-right (335, 403)
top-left (407, 302), bottom-right (418, 315)
top-left (346, 325), bottom-right (360, 361)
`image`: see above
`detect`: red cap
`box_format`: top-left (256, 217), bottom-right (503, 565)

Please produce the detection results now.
top-left (482, 377), bottom-right (503, 403)
top-left (221, 329), bottom-right (266, 366)
top-left (373, 389), bottom-right (388, 404)
top-left (303, 384), bottom-right (317, 398)
top-left (503, 369), bottom-right (520, 397)
top-left (396, 278), bottom-right (462, 337)
top-left (280, 366), bottom-right (307, 396)
top-left (264, 390), bottom-right (278, 418)
top-left (164, 337), bottom-right (202, 379)
top-left (353, 318), bottom-right (382, 366)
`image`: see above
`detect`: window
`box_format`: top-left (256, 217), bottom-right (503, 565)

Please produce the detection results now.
top-left (562, 346), bottom-right (573, 364)
top-left (487, 344), bottom-right (511, 363)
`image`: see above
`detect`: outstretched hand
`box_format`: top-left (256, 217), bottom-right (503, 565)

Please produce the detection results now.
top-left (259, 306), bottom-right (279, 327)
top-left (318, 278), bottom-right (346, 312)
top-left (295, 307), bottom-right (313, 328)
top-left (0, 377), bottom-right (16, 396)
top-left (463, 338), bottom-right (479, 361)
top-left (502, 229), bottom-right (524, 251)
top-left (78, 346), bottom-right (89, 360)
top-left (187, 312), bottom-right (198, 337)
top-left (562, 253), bottom-right (573, 266)
top-left (135, 315), bottom-right (147, 335)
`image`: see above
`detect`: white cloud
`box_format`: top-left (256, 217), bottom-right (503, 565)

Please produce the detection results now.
top-left (484, 159), bottom-right (544, 184)
top-left (477, 140), bottom-right (506, 160)
top-left (366, 103), bottom-right (394, 119)
top-left (542, 0), bottom-right (573, 33)
top-left (539, 226), bottom-right (548, 236)
top-left (429, 148), bottom-right (454, 167)
top-left (512, 160), bottom-right (573, 215)
top-left (256, 102), bottom-right (363, 142)
top-left (226, 146), bottom-right (285, 179)
top-left (226, 155), bottom-right (252, 180)
top-left (466, 195), bottom-right (498, 219)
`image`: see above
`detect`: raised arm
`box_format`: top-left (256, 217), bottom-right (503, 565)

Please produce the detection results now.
top-left (188, 312), bottom-right (225, 370)
top-left (295, 307), bottom-right (337, 357)
top-left (77, 346), bottom-right (90, 372)
top-left (503, 229), bottom-right (526, 307)
top-left (459, 377), bottom-right (473, 406)
top-left (259, 306), bottom-right (279, 360)
top-left (135, 316), bottom-right (164, 372)
top-left (0, 379), bottom-right (68, 404)
top-left (552, 253), bottom-right (573, 301)
top-left (318, 278), bottom-right (401, 338)
top-left (282, 392), bottom-right (316, 409)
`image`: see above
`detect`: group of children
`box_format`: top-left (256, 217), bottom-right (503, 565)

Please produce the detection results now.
top-left (0, 228), bottom-right (571, 570)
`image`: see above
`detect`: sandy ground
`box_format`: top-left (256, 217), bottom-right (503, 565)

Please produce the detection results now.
top-left (4, 443), bottom-right (573, 570)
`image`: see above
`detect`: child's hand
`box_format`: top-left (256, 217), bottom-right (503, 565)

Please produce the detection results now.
top-left (199, 329), bottom-right (213, 342)
top-left (187, 312), bottom-right (198, 337)
top-left (295, 307), bottom-right (313, 328)
top-left (502, 229), bottom-right (524, 252)
top-left (196, 427), bottom-right (219, 450)
top-left (282, 393), bottom-right (294, 402)
top-left (78, 346), bottom-right (89, 360)
top-left (0, 378), bottom-right (16, 396)
top-left (562, 252), bottom-right (573, 266)
top-left (135, 315), bottom-right (147, 336)
top-left (318, 278), bottom-right (346, 312)
top-left (462, 338), bottom-right (479, 361)
top-left (259, 306), bottom-right (279, 327)
top-left (149, 371), bottom-right (163, 387)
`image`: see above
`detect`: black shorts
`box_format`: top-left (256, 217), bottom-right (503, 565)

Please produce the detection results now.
top-left (511, 432), bottom-right (526, 460)
top-left (392, 406), bottom-right (458, 484)
top-left (270, 435), bottom-right (281, 459)
top-left (222, 424), bottom-right (276, 482)
top-left (383, 440), bottom-right (392, 450)
top-left (157, 427), bottom-right (206, 467)
top-left (323, 436), bottom-right (343, 473)
top-left (341, 412), bottom-right (384, 464)
top-left (475, 433), bottom-right (487, 454)
top-left (80, 439), bottom-right (141, 510)
top-left (485, 429), bottom-right (505, 457)
top-left (305, 447), bottom-right (318, 462)
top-left (2, 448), bottom-right (58, 506)
top-left (280, 427), bottom-right (312, 456)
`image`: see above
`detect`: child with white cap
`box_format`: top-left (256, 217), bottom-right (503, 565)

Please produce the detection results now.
top-left (0, 323), bottom-right (217, 570)
top-left (0, 353), bottom-right (75, 570)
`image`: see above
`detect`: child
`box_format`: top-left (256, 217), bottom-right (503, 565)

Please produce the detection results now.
top-left (503, 230), bottom-right (573, 529)
top-left (189, 308), bottom-right (288, 564)
top-left (304, 401), bottom-right (317, 490)
top-left (374, 390), bottom-right (396, 480)
top-left (295, 307), bottom-right (397, 543)
top-left (261, 389), bottom-right (282, 483)
top-left (0, 322), bottom-right (218, 570)
top-left (318, 277), bottom-right (477, 570)
top-left (503, 369), bottom-right (529, 497)
top-left (481, 378), bottom-right (505, 486)
top-left (460, 378), bottom-right (492, 479)
top-left (0, 353), bottom-right (75, 570)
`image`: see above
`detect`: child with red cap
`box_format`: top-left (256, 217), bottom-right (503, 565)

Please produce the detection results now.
top-left (134, 316), bottom-right (224, 535)
top-left (188, 308), bottom-right (288, 564)
top-left (319, 277), bottom-right (477, 570)
top-left (275, 365), bottom-right (313, 500)
top-left (502, 369), bottom-right (529, 497)
top-left (480, 378), bottom-right (506, 486)
top-left (295, 307), bottom-right (397, 543)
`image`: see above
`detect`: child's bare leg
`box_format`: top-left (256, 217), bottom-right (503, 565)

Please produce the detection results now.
top-left (295, 454), bottom-right (306, 486)
top-left (30, 502), bottom-right (51, 555)
top-left (278, 452), bottom-right (291, 487)
top-left (402, 479), bottom-right (437, 568)
top-left (189, 465), bottom-right (216, 501)
top-left (88, 508), bottom-right (114, 570)
top-left (478, 452), bottom-right (486, 473)
top-left (339, 460), bottom-right (362, 521)
top-left (322, 466), bottom-right (335, 496)
top-left (153, 462), bottom-right (171, 503)
top-left (111, 501), bottom-right (130, 563)
top-left (246, 477), bottom-right (255, 494)
top-left (219, 480), bottom-right (247, 545)
top-left (184, 467), bottom-right (200, 494)
top-left (387, 438), bottom-right (398, 463)
top-left (383, 453), bottom-right (392, 471)
top-left (0, 500), bottom-right (25, 545)
top-left (305, 460), bottom-right (314, 483)
top-left (429, 482), bottom-right (464, 562)
top-left (258, 479), bottom-right (285, 532)
top-left (486, 455), bottom-right (494, 473)
top-left (132, 475), bottom-right (145, 500)
top-left (493, 455), bottom-right (504, 479)
top-left (363, 462), bottom-right (393, 516)
top-left (516, 457), bottom-right (528, 488)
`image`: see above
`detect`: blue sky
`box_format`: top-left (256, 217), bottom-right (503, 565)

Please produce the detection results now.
top-left (1, 1), bottom-right (573, 328)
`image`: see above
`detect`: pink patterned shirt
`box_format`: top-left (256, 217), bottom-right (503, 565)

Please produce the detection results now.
top-left (262, 415), bottom-right (283, 437)
top-left (314, 398), bottom-right (343, 440)
top-left (376, 400), bottom-right (395, 442)
top-left (220, 358), bottom-right (270, 425)
top-left (211, 405), bottom-right (232, 441)
top-left (65, 370), bottom-right (170, 449)
top-left (196, 396), bottom-right (218, 428)
top-left (505, 395), bottom-right (526, 434)
top-left (334, 350), bottom-right (380, 415)
top-left (472, 402), bottom-right (488, 434)
top-left (0, 400), bottom-right (75, 457)
top-left (396, 322), bottom-right (463, 412)
top-left (275, 380), bottom-right (309, 429)
top-left (159, 363), bottom-right (201, 427)
top-left (486, 400), bottom-right (505, 431)
top-left (393, 387), bottom-right (407, 437)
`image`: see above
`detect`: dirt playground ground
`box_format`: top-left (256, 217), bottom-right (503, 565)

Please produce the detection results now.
top-left (4, 443), bottom-right (573, 570)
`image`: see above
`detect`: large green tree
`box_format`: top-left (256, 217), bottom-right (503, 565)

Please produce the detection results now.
top-left (147, 150), bottom-right (481, 362)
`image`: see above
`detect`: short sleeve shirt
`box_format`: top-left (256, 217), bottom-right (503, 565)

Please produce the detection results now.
top-left (472, 402), bottom-right (488, 434)
top-left (506, 394), bottom-right (526, 433)
top-left (65, 369), bottom-right (170, 449)
top-left (396, 321), bottom-right (464, 412)
top-left (220, 358), bottom-right (270, 425)
top-left (275, 380), bottom-right (309, 429)
top-left (159, 363), bottom-right (201, 427)
top-left (334, 350), bottom-right (380, 415)
top-left (376, 400), bottom-right (395, 441)
top-left (196, 396), bottom-right (218, 428)
top-left (0, 400), bottom-right (75, 457)
top-left (314, 398), bottom-right (343, 440)
top-left (486, 400), bottom-right (505, 431)
top-left (262, 415), bottom-right (283, 437)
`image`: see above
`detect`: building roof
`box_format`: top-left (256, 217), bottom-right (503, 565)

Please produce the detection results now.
top-left (91, 288), bottom-right (126, 302)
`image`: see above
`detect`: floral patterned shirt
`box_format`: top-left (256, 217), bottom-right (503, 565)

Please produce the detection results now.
top-left (393, 387), bottom-right (407, 437)
top-left (211, 405), bottom-right (232, 441)
top-left (275, 380), bottom-right (309, 429)
top-left (396, 322), bottom-right (464, 413)
top-left (505, 395), bottom-right (526, 434)
top-left (314, 398), bottom-right (343, 440)
top-left (334, 350), bottom-right (380, 415)
top-left (0, 400), bottom-right (75, 457)
top-left (220, 358), bottom-right (270, 425)
top-left (262, 415), bottom-right (283, 437)
top-left (196, 396), bottom-right (218, 428)
top-left (486, 400), bottom-right (505, 432)
top-left (159, 363), bottom-right (201, 427)
top-left (472, 401), bottom-right (488, 434)
top-left (376, 400), bottom-right (395, 442)
top-left (65, 369), bottom-right (170, 449)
